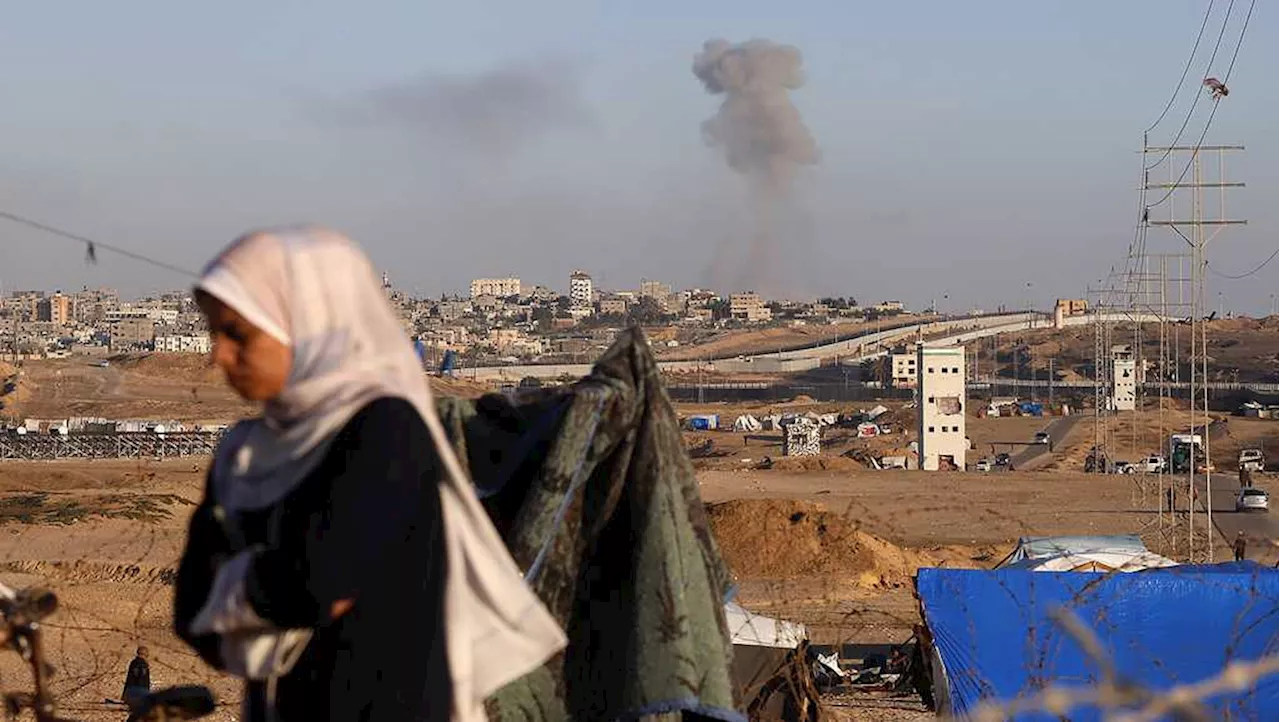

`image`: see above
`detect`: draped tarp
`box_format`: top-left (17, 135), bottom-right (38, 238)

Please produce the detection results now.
top-left (917, 563), bottom-right (1279, 720)
top-left (435, 327), bottom-right (742, 722)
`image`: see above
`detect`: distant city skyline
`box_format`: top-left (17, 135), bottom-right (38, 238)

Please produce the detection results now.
top-left (2, 2), bottom-right (1275, 313)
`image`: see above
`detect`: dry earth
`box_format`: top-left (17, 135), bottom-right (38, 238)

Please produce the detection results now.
top-left (0, 354), bottom-right (1274, 719)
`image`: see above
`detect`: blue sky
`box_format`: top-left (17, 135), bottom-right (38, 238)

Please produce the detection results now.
top-left (2, 1), bottom-right (1275, 312)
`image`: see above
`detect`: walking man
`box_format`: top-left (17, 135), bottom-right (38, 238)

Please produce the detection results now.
top-left (122, 646), bottom-right (150, 721)
top-left (1233, 532), bottom-right (1247, 562)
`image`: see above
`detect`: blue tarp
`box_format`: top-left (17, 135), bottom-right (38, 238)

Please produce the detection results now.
top-left (918, 564), bottom-right (1279, 720)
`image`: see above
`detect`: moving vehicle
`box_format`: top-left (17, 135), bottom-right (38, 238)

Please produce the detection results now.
top-left (975, 458), bottom-right (993, 472)
top-left (1239, 449), bottom-right (1265, 472)
top-left (1034, 431), bottom-right (1051, 445)
top-left (1137, 455), bottom-right (1167, 473)
top-left (1170, 434), bottom-right (1203, 474)
top-left (995, 453), bottom-right (1012, 468)
top-left (1236, 488), bottom-right (1270, 513)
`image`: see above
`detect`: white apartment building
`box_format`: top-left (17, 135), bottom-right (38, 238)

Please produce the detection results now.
top-left (470, 277), bottom-right (522, 299)
top-left (916, 345), bottom-right (967, 471)
top-left (1112, 345), bottom-right (1136, 411)
top-left (154, 333), bottom-right (212, 354)
top-left (569, 272), bottom-right (594, 308)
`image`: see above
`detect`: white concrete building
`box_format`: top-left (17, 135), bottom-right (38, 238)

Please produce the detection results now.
top-left (569, 272), bottom-right (594, 308)
top-left (470, 277), bottom-right (522, 299)
top-left (1111, 344), bottom-right (1136, 411)
top-left (916, 345), bottom-right (967, 471)
top-left (891, 351), bottom-right (918, 388)
top-left (154, 333), bottom-right (212, 354)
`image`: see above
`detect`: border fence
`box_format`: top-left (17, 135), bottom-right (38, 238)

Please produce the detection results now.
top-left (0, 432), bottom-right (223, 461)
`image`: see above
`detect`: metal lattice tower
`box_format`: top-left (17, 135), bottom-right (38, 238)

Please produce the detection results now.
top-left (1142, 143), bottom-right (1246, 562)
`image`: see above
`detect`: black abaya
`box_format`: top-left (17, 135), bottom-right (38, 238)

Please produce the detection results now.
top-left (174, 397), bottom-right (452, 722)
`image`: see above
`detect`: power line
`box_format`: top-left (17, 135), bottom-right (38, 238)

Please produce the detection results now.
top-left (0, 210), bottom-right (197, 278)
top-left (1145, 0), bottom-right (1217, 133)
top-left (1146, 0), bottom-right (1255, 209)
top-left (1144, 0), bottom-right (1236, 173)
top-left (1207, 249), bottom-right (1277, 279)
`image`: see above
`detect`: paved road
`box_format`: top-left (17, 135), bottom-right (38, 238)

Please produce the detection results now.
top-left (1008, 414), bottom-right (1086, 470)
top-left (1197, 473), bottom-right (1278, 554)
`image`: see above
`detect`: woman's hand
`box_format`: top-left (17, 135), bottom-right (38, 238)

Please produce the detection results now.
top-left (329, 598), bottom-right (354, 620)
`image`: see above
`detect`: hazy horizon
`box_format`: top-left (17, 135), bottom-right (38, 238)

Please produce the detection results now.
top-left (2, 1), bottom-right (1276, 313)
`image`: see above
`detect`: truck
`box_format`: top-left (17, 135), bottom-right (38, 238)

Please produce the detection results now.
top-left (1169, 434), bottom-right (1203, 474)
top-left (1239, 449), bottom-right (1265, 472)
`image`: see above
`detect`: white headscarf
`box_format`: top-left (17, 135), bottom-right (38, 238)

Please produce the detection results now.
top-left (195, 227), bottom-right (565, 721)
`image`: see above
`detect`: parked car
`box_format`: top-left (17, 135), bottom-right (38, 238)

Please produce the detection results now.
top-left (1112, 461), bottom-right (1136, 475)
top-left (1236, 488), bottom-right (1270, 513)
top-left (1034, 431), bottom-right (1051, 445)
top-left (1138, 455), bottom-right (1167, 473)
top-left (994, 453), bottom-right (1012, 467)
top-left (975, 458), bottom-right (993, 472)
top-left (1239, 449), bottom-right (1265, 472)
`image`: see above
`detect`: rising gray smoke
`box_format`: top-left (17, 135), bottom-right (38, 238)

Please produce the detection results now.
top-left (693, 38), bottom-right (819, 294)
top-left (362, 57), bottom-right (591, 158)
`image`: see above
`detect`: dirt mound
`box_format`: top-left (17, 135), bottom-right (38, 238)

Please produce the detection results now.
top-left (706, 499), bottom-right (930, 587)
top-left (765, 456), bottom-right (865, 472)
top-left (429, 376), bottom-right (492, 398)
top-left (1, 362), bottom-right (32, 417)
top-left (113, 353), bottom-right (223, 383)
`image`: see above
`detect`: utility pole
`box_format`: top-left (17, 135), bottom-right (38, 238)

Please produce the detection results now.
top-left (1145, 143), bottom-right (1246, 562)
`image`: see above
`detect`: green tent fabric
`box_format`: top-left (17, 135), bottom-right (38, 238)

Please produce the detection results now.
top-left (435, 328), bottom-right (743, 722)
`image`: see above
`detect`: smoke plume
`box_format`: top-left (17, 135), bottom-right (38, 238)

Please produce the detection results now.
top-left (361, 57), bottom-right (591, 158)
top-left (693, 38), bottom-right (819, 295)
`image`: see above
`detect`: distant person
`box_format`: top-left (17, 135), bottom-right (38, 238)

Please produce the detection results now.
top-left (122, 646), bottom-right (150, 722)
top-left (173, 227), bottom-right (564, 722)
top-left (1234, 532), bottom-right (1247, 562)
top-left (1239, 466), bottom-right (1253, 489)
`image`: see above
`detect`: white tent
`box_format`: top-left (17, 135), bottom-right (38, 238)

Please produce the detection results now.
top-left (997, 535), bottom-right (1177, 573)
top-left (733, 415), bottom-right (763, 432)
top-left (724, 602), bottom-right (807, 648)
top-left (1003, 551), bottom-right (1178, 573)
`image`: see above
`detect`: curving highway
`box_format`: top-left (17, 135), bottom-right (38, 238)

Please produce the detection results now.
top-left (460, 311), bottom-right (1170, 382)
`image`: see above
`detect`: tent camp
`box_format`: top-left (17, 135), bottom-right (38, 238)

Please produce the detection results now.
top-left (916, 563), bottom-right (1278, 720)
top-left (734, 415), bottom-right (763, 432)
top-left (996, 535), bottom-right (1178, 573)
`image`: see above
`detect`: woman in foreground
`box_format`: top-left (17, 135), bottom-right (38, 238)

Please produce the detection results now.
top-left (173, 227), bottom-right (564, 722)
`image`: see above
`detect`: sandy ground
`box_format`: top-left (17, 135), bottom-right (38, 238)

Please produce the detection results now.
top-left (0, 458), bottom-right (238, 721)
top-left (0, 357), bottom-right (1275, 719)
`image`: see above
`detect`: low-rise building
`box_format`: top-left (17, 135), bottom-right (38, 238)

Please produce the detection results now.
top-left (109, 318), bottom-right (156, 352)
top-left (598, 297), bottom-right (628, 316)
top-left (730, 292), bottom-right (772, 323)
top-left (154, 333), bottom-right (212, 354)
top-left (470, 277), bottom-right (522, 299)
top-left (891, 350), bottom-right (919, 388)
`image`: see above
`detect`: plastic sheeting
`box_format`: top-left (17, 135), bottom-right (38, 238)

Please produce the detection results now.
top-left (999, 535), bottom-right (1178, 572)
top-left (724, 602), bottom-right (807, 649)
top-left (917, 564), bottom-right (1278, 720)
top-left (1005, 535), bottom-right (1147, 562)
top-left (1001, 551), bottom-right (1177, 573)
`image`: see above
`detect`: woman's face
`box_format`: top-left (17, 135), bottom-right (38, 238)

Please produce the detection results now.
top-left (197, 292), bottom-right (292, 402)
